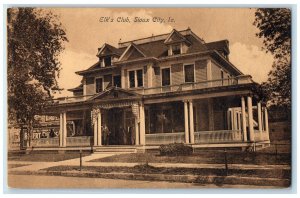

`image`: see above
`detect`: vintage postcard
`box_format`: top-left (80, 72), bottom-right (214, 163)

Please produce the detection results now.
top-left (6, 7), bottom-right (292, 190)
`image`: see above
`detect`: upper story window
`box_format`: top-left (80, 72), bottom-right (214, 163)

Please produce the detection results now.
top-left (129, 69), bottom-right (143, 88)
top-left (100, 56), bottom-right (112, 67)
top-left (162, 68), bottom-right (171, 86)
top-left (184, 64), bottom-right (195, 83)
top-left (104, 56), bottom-right (111, 66)
top-left (221, 70), bottom-right (224, 85)
top-left (113, 75), bottom-right (121, 88)
top-left (95, 78), bottom-right (103, 93)
top-left (172, 44), bottom-right (181, 55)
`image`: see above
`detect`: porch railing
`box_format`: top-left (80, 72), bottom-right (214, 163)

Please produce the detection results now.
top-left (31, 137), bottom-right (59, 147)
top-left (66, 136), bottom-right (93, 147)
top-left (254, 130), bottom-right (269, 141)
top-left (194, 130), bottom-right (243, 143)
top-left (145, 132), bottom-right (185, 145)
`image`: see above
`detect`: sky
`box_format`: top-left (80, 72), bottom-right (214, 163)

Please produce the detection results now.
top-left (50, 8), bottom-right (274, 97)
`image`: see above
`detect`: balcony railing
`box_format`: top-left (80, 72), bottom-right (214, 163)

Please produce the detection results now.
top-left (53, 75), bottom-right (252, 104)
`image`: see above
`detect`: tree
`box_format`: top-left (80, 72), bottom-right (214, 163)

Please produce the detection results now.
top-left (253, 8), bottom-right (291, 110)
top-left (7, 8), bottom-right (68, 146)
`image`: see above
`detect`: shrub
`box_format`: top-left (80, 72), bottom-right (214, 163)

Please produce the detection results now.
top-left (159, 143), bottom-right (193, 156)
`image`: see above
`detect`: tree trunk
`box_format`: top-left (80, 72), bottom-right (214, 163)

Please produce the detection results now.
top-left (27, 120), bottom-right (33, 147)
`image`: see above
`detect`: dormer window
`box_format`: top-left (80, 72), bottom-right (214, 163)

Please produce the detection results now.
top-left (104, 56), bottom-right (111, 66)
top-left (100, 56), bottom-right (112, 67)
top-left (172, 44), bottom-right (181, 55)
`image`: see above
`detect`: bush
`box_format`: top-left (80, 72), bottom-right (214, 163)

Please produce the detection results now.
top-left (159, 143), bottom-right (193, 156)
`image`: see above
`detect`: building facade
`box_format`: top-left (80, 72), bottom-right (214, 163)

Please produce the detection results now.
top-left (29, 28), bottom-right (270, 152)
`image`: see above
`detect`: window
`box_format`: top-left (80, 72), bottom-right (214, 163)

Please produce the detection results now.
top-left (104, 56), bottom-right (111, 67)
top-left (161, 68), bottom-right (171, 86)
top-left (137, 70), bottom-right (143, 87)
top-left (129, 71), bottom-right (135, 88)
top-left (95, 78), bottom-right (103, 93)
top-left (221, 70), bottom-right (224, 85)
top-left (128, 69), bottom-right (143, 88)
top-left (172, 44), bottom-right (181, 55)
top-left (113, 75), bottom-right (121, 88)
top-left (184, 64), bottom-right (195, 83)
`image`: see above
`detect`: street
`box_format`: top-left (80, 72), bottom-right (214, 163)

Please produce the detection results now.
top-left (7, 174), bottom-right (277, 189)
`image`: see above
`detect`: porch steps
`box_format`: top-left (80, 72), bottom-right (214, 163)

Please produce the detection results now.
top-left (93, 146), bottom-right (140, 153)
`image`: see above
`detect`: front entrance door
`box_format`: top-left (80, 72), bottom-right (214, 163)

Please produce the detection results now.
top-left (107, 108), bottom-right (123, 145)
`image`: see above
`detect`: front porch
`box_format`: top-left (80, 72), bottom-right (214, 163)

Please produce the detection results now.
top-left (30, 88), bottom-right (270, 151)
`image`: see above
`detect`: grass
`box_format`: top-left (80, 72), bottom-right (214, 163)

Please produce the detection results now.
top-left (8, 164), bottom-right (30, 169)
top-left (43, 165), bottom-right (291, 179)
top-left (8, 152), bottom-right (90, 162)
top-left (89, 151), bottom-right (291, 165)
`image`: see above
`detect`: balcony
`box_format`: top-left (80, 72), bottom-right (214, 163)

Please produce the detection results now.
top-left (53, 75), bottom-right (253, 104)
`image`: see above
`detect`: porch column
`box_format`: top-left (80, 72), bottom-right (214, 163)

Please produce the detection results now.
top-left (257, 102), bottom-right (263, 139)
top-left (139, 103), bottom-right (146, 145)
top-left (207, 59), bottom-right (212, 86)
top-left (97, 110), bottom-right (102, 146)
top-left (264, 107), bottom-right (270, 141)
top-left (63, 112), bottom-right (67, 147)
top-left (241, 97), bottom-right (247, 141)
top-left (93, 115), bottom-right (98, 146)
top-left (59, 113), bottom-right (63, 147)
top-left (247, 96), bottom-right (255, 142)
top-left (189, 100), bottom-right (195, 144)
top-left (184, 100), bottom-right (189, 144)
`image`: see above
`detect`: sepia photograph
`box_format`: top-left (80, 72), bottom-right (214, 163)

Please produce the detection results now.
top-left (5, 6), bottom-right (293, 191)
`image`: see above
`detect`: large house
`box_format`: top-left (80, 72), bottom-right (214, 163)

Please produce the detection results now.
top-left (29, 28), bottom-right (270, 152)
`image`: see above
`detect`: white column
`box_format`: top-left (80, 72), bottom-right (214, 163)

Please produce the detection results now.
top-left (207, 59), bottom-right (212, 87)
top-left (148, 64), bottom-right (153, 88)
top-left (257, 102), bottom-right (263, 140)
top-left (93, 116), bottom-right (98, 146)
top-left (189, 100), bottom-right (195, 144)
top-left (139, 103), bottom-right (146, 145)
top-left (62, 112), bottom-right (67, 147)
top-left (121, 69), bottom-right (125, 88)
top-left (97, 110), bottom-right (102, 146)
top-left (247, 96), bottom-right (255, 142)
top-left (264, 107), bottom-right (270, 141)
top-left (241, 97), bottom-right (247, 141)
top-left (59, 113), bottom-right (63, 147)
top-left (184, 100), bottom-right (189, 144)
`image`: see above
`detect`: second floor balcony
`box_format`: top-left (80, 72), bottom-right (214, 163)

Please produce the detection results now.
top-left (53, 75), bottom-right (254, 104)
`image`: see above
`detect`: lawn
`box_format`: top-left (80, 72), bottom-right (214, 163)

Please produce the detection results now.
top-left (8, 152), bottom-right (90, 162)
top-left (43, 164), bottom-right (291, 179)
top-left (89, 151), bottom-right (291, 165)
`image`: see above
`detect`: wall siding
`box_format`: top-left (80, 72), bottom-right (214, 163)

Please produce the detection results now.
top-left (171, 63), bottom-right (183, 85)
top-left (153, 67), bottom-right (161, 87)
top-left (104, 74), bottom-right (112, 89)
top-left (211, 61), bottom-right (221, 80)
top-left (85, 77), bottom-right (95, 95)
top-left (143, 65), bottom-right (148, 88)
top-left (195, 60), bottom-right (207, 82)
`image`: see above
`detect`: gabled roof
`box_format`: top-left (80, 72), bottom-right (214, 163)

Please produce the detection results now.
top-left (164, 29), bottom-right (190, 45)
top-left (96, 43), bottom-right (122, 57)
top-left (205, 40), bottom-right (230, 54)
top-left (88, 86), bottom-right (141, 101)
top-left (118, 42), bottom-right (148, 61)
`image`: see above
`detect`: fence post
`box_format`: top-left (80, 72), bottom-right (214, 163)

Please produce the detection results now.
top-left (80, 150), bottom-right (82, 171)
top-left (224, 148), bottom-right (228, 176)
